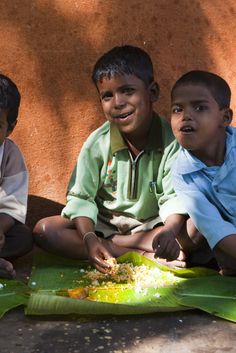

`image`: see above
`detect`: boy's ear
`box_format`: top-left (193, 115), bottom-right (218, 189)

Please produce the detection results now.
top-left (149, 81), bottom-right (160, 102)
top-left (7, 120), bottom-right (17, 136)
top-left (222, 108), bottom-right (233, 127)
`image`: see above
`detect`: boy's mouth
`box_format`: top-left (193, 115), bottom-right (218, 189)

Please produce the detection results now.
top-left (113, 111), bottom-right (134, 120)
top-left (180, 125), bottom-right (195, 133)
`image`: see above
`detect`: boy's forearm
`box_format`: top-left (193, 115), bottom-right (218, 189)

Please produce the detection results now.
top-left (74, 216), bottom-right (96, 239)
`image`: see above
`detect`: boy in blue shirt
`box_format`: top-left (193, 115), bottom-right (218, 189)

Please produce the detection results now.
top-left (169, 70), bottom-right (236, 275)
top-left (34, 45), bottom-right (187, 272)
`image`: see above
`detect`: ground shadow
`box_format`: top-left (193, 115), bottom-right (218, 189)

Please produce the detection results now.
top-left (26, 195), bottom-right (64, 230)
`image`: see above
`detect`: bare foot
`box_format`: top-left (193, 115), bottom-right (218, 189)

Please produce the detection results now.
top-left (143, 251), bottom-right (187, 269)
top-left (0, 258), bottom-right (16, 279)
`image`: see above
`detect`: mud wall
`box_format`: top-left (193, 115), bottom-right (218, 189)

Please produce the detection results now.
top-left (0, 0), bottom-right (235, 225)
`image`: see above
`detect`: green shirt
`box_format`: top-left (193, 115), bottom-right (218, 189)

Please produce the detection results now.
top-left (62, 113), bottom-right (186, 224)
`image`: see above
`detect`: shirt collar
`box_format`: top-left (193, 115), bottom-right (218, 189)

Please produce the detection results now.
top-left (175, 148), bottom-right (205, 175)
top-left (110, 112), bottom-right (163, 154)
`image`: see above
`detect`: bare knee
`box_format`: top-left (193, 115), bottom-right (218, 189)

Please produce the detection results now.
top-left (34, 215), bottom-right (67, 235)
top-left (34, 218), bottom-right (51, 237)
top-left (33, 215), bottom-right (74, 249)
top-left (186, 218), bottom-right (208, 247)
top-left (33, 217), bottom-right (61, 248)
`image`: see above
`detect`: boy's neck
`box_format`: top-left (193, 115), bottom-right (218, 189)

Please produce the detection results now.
top-left (123, 128), bottom-right (150, 157)
top-left (125, 138), bottom-right (145, 157)
top-left (123, 112), bottom-right (154, 157)
top-left (191, 140), bottom-right (226, 167)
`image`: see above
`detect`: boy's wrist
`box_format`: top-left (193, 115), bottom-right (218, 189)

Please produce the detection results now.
top-left (160, 225), bottom-right (176, 238)
top-left (83, 231), bottom-right (98, 243)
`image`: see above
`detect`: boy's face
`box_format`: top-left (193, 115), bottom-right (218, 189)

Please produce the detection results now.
top-left (0, 110), bottom-right (14, 146)
top-left (96, 74), bottom-right (158, 138)
top-left (171, 84), bottom-right (232, 159)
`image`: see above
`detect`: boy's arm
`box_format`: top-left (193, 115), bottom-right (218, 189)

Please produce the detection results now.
top-left (149, 139), bottom-right (186, 260)
top-left (74, 216), bottom-right (113, 273)
top-left (152, 214), bottom-right (186, 260)
top-left (62, 132), bottom-right (108, 227)
top-left (157, 140), bottom-right (187, 222)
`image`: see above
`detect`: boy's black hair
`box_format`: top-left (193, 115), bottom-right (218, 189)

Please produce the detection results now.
top-left (171, 70), bottom-right (231, 109)
top-left (0, 73), bottom-right (21, 127)
top-left (92, 45), bottom-right (154, 87)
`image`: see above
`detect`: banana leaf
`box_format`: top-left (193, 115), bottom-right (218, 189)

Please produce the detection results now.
top-left (117, 252), bottom-right (218, 278)
top-left (25, 251), bottom-right (217, 317)
top-left (1, 251), bottom-right (235, 321)
top-left (26, 287), bottom-right (185, 316)
top-left (175, 276), bottom-right (236, 323)
top-left (22, 251), bottom-right (236, 321)
top-left (0, 279), bottom-right (29, 318)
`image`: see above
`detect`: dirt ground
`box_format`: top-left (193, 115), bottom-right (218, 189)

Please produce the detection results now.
top-left (0, 249), bottom-right (235, 353)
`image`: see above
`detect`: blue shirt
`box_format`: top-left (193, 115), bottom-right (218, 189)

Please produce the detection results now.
top-left (172, 126), bottom-right (236, 249)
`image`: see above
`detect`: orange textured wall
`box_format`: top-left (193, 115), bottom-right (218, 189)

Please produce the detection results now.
top-left (0, 0), bottom-right (235, 226)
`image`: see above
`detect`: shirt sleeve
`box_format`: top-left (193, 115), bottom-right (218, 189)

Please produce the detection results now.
top-left (0, 140), bottom-right (28, 224)
top-left (61, 136), bottom-right (105, 224)
top-left (158, 140), bottom-right (187, 222)
top-left (172, 170), bottom-right (236, 249)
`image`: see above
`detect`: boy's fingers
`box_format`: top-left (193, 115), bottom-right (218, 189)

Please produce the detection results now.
top-left (93, 258), bottom-right (110, 273)
top-left (166, 242), bottom-right (180, 260)
top-left (154, 240), bottom-right (180, 260)
top-left (177, 250), bottom-right (186, 261)
top-left (154, 243), bottom-right (164, 258)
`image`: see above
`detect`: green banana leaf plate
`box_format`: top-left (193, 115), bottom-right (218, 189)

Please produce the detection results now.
top-left (1, 251), bottom-right (236, 322)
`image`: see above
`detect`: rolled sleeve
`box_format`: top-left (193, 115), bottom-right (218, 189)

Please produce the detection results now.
top-left (62, 197), bottom-right (98, 223)
top-left (157, 139), bottom-right (187, 222)
top-left (61, 131), bottom-right (106, 224)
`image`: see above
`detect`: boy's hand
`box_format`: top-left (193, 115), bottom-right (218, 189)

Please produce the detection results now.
top-left (84, 233), bottom-right (113, 273)
top-left (152, 226), bottom-right (180, 261)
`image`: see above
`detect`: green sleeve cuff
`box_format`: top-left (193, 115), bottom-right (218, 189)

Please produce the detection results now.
top-left (61, 198), bottom-right (98, 224)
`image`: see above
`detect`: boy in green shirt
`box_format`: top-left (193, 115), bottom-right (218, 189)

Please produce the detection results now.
top-left (34, 45), bottom-right (186, 272)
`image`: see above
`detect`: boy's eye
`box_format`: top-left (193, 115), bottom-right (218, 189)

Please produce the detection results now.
top-left (122, 87), bottom-right (135, 95)
top-left (194, 105), bottom-right (208, 112)
top-left (101, 92), bottom-right (113, 101)
top-left (171, 106), bottom-right (182, 114)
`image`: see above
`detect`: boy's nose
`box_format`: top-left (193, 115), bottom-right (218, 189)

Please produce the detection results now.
top-left (114, 94), bottom-right (126, 109)
top-left (183, 108), bottom-right (192, 120)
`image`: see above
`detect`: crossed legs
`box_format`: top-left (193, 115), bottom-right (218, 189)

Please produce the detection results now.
top-left (0, 224), bottom-right (33, 278)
